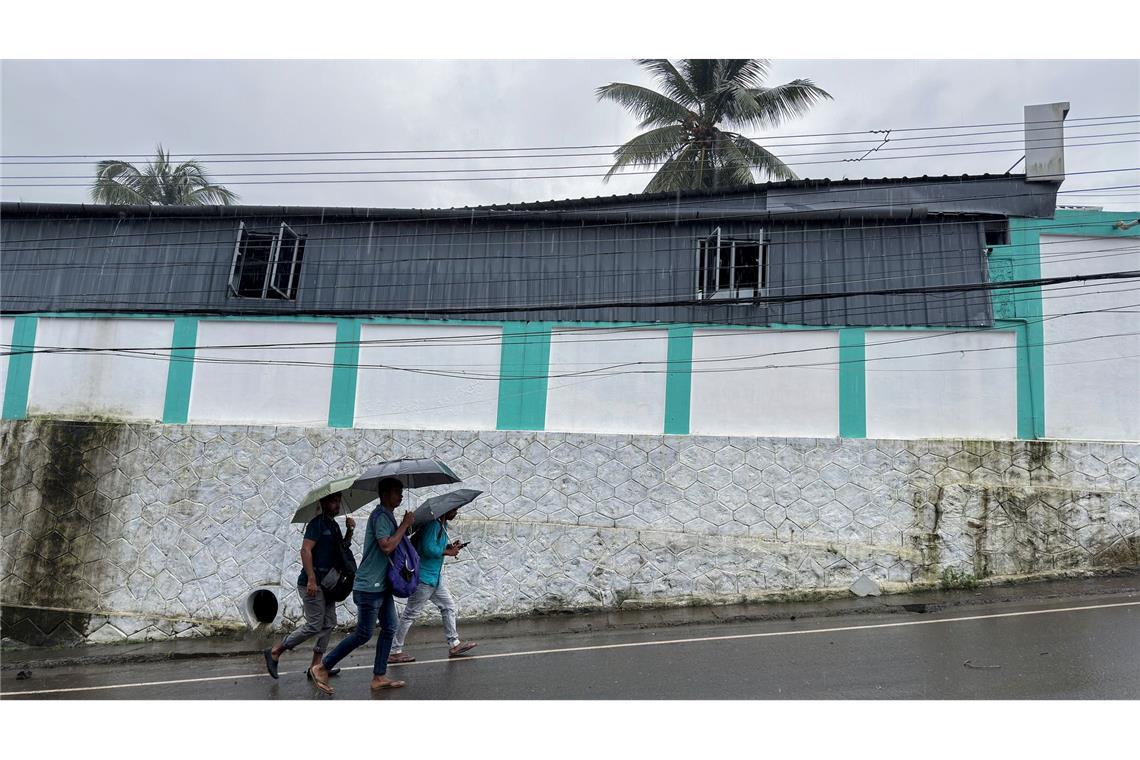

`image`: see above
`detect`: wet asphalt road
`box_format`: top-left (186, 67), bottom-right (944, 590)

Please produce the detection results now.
top-left (3, 595), bottom-right (1138, 699)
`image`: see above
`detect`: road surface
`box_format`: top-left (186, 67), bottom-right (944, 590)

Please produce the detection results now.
top-left (4, 592), bottom-right (1137, 699)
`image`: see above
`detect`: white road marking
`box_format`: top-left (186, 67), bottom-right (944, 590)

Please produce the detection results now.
top-left (3, 599), bottom-right (1136, 697)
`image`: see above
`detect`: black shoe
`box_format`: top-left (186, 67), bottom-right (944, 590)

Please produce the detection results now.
top-left (263, 649), bottom-right (279, 679)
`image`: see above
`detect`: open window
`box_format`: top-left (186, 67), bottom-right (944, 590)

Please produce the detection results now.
top-left (697, 228), bottom-right (765, 300)
top-left (228, 222), bottom-right (306, 300)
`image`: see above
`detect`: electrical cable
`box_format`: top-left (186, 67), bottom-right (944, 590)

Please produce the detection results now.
top-left (4, 112), bottom-right (1134, 160)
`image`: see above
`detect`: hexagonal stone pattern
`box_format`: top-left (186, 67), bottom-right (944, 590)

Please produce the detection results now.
top-left (2, 420), bottom-right (1137, 644)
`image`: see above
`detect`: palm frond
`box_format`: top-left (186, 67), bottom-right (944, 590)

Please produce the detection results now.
top-left (187, 184), bottom-right (240, 205)
top-left (644, 145), bottom-right (704, 193)
top-left (714, 134), bottom-right (764, 187)
top-left (91, 160), bottom-right (149, 205)
top-left (715, 59), bottom-right (770, 89)
top-left (90, 144), bottom-right (238, 205)
top-left (603, 125), bottom-right (689, 182)
top-left (634, 59), bottom-right (699, 108)
top-left (725, 133), bottom-right (798, 181)
top-left (682, 59), bottom-right (718, 102)
top-left (731, 79), bottom-right (833, 130)
top-left (595, 82), bottom-right (694, 128)
top-left (601, 59), bottom-right (827, 192)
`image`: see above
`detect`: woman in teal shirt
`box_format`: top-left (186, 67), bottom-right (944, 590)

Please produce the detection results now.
top-left (388, 507), bottom-right (477, 662)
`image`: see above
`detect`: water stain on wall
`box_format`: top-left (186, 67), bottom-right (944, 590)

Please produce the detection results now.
top-left (1, 419), bottom-right (121, 644)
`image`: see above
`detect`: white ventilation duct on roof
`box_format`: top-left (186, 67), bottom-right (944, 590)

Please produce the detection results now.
top-left (1025, 102), bottom-right (1070, 182)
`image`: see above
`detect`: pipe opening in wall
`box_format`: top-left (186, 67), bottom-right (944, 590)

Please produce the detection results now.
top-left (245, 590), bottom-right (279, 625)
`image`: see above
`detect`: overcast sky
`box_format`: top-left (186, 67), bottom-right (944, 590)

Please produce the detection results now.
top-left (2, 59), bottom-right (1137, 210)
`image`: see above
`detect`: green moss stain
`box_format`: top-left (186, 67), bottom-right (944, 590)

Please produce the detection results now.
top-left (0, 420), bottom-right (125, 642)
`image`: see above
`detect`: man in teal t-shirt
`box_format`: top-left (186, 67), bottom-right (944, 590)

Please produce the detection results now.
top-left (310, 478), bottom-right (414, 694)
top-left (388, 506), bottom-right (477, 663)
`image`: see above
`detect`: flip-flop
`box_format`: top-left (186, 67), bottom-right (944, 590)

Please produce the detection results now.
top-left (308, 667), bottom-right (342, 680)
top-left (388, 652), bottom-right (416, 664)
top-left (371, 678), bottom-right (406, 690)
top-left (448, 641), bottom-right (477, 657)
top-left (263, 649), bottom-right (279, 679)
top-left (308, 666), bottom-right (334, 695)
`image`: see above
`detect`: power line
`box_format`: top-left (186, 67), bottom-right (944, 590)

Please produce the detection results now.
top-left (19, 307), bottom-right (1137, 382)
top-left (3, 242), bottom-right (1135, 311)
top-left (15, 290), bottom-right (1136, 364)
top-left (12, 282), bottom-right (1138, 372)
top-left (4, 112), bottom-right (1134, 160)
top-left (3, 246), bottom-right (1135, 317)
top-left (6, 131), bottom-right (1137, 179)
top-left (8, 140), bottom-right (1140, 188)
top-left (4, 268), bottom-right (1137, 320)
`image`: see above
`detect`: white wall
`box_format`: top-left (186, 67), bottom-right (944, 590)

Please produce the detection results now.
top-left (356, 323), bottom-right (501, 430)
top-left (189, 321), bottom-right (336, 426)
top-left (545, 327), bottom-right (669, 434)
top-left (865, 330), bottom-right (1018, 440)
top-left (1040, 234), bottom-right (1140, 441)
top-left (0, 317), bottom-right (14, 408)
top-left (690, 329), bottom-right (839, 437)
top-left (25, 318), bottom-right (174, 421)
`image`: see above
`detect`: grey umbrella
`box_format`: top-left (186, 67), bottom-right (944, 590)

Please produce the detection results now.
top-left (352, 458), bottom-right (462, 491)
top-left (412, 489), bottom-right (483, 527)
top-left (291, 472), bottom-right (379, 524)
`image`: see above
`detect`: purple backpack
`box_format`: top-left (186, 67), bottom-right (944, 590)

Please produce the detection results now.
top-left (386, 535), bottom-right (420, 598)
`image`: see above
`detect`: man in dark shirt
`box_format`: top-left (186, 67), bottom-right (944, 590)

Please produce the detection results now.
top-left (263, 493), bottom-right (355, 679)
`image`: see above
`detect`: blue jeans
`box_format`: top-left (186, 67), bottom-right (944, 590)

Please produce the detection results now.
top-left (322, 589), bottom-right (396, 676)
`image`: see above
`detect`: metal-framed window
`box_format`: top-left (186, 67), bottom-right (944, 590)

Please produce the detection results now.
top-left (228, 221), bottom-right (307, 300)
top-left (697, 227), bottom-right (765, 300)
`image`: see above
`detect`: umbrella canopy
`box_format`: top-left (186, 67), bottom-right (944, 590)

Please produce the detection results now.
top-left (352, 458), bottom-right (462, 491)
top-left (291, 473), bottom-right (380, 524)
top-left (289, 459), bottom-right (462, 525)
top-left (412, 489), bottom-right (483, 528)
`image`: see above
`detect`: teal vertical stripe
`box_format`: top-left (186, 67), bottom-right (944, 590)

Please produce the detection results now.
top-left (162, 317), bottom-right (198, 424)
top-left (496, 322), bottom-right (551, 431)
top-left (2, 316), bottom-right (38, 420)
top-left (838, 328), bottom-right (867, 438)
top-left (992, 219), bottom-right (1044, 439)
top-left (328, 319), bottom-right (361, 428)
top-left (663, 325), bottom-right (693, 435)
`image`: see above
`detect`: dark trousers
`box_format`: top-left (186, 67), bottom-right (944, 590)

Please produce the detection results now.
top-left (322, 589), bottom-right (397, 676)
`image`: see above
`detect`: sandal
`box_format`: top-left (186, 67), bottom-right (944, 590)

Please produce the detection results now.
top-left (448, 641), bottom-right (477, 657)
top-left (371, 677), bottom-right (406, 690)
top-left (388, 652), bottom-right (416, 664)
top-left (306, 667), bottom-right (342, 680)
top-left (263, 649), bottom-right (279, 679)
top-left (308, 666), bottom-right (334, 695)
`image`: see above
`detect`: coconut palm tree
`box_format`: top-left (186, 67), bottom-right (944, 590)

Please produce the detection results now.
top-left (91, 145), bottom-right (238, 205)
top-left (596, 59), bottom-right (832, 192)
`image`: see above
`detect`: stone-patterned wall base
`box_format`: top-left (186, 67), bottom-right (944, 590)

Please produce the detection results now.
top-left (2, 419), bottom-right (1137, 645)
top-left (1, 604), bottom-right (237, 647)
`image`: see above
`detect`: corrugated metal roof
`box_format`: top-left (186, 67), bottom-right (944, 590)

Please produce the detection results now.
top-left (0, 173), bottom-right (1040, 220)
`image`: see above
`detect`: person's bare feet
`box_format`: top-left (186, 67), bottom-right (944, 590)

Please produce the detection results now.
top-left (309, 663), bottom-right (334, 694)
top-left (370, 675), bottom-right (407, 690)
